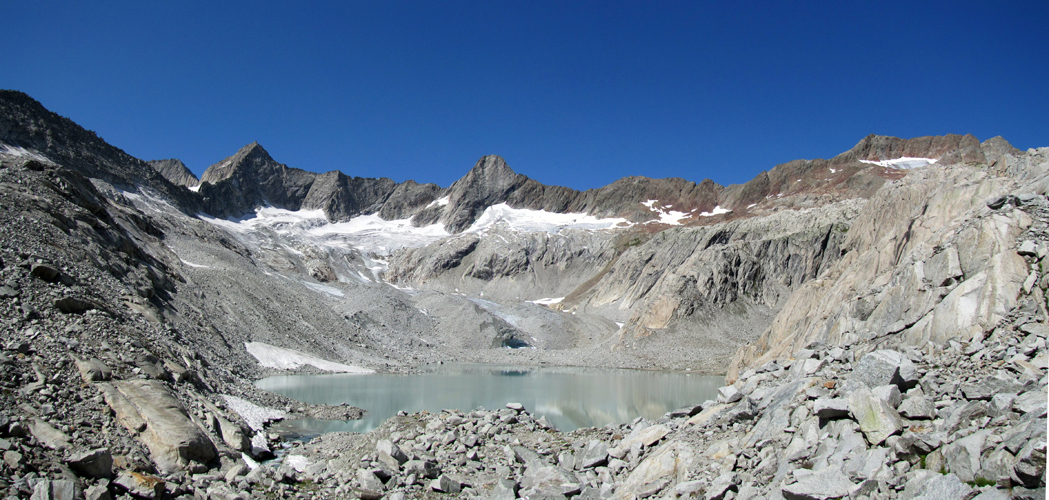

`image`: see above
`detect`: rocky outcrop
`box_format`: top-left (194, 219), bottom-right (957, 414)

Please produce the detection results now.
top-left (198, 142), bottom-right (319, 218)
top-left (833, 133), bottom-right (989, 165)
top-left (99, 380), bottom-right (216, 472)
top-left (729, 148), bottom-right (1049, 380)
top-left (148, 159), bottom-right (199, 188)
top-left (0, 90), bottom-right (199, 213)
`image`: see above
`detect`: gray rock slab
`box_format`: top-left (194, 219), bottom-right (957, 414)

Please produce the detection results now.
top-left (66, 447), bottom-right (113, 478)
top-left (490, 478), bottom-right (519, 500)
top-left (781, 469), bottom-right (858, 500)
top-left (813, 398), bottom-right (850, 419)
top-left (909, 473), bottom-right (972, 500)
top-left (615, 441), bottom-right (693, 500)
top-left (666, 404), bottom-right (704, 418)
top-left (1014, 390), bottom-right (1048, 417)
top-left (621, 424), bottom-right (671, 449)
top-left (357, 468), bottom-right (385, 491)
top-left (961, 375), bottom-right (1025, 401)
top-left (30, 479), bottom-right (80, 500)
top-left (846, 350), bottom-right (918, 391)
top-left (871, 384), bottom-right (902, 408)
top-left (705, 472), bottom-right (739, 500)
top-left (717, 386), bottom-right (742, 404)
top-left (941, 429), bottom-right (990, 483)
top-left (848, 387), bottom-right (904, 445)
top-left (1013, 436), bottom-right (1047, 488)
top-left (377, 439), bottom-right (408, 467)
top-left (522, 466), bottom-right (581, 497)
top-left (898, 396), bottom-right (936, 420)
top-left (98, 380), bottom-right (216, 472)
top-left (1019, 240), bottom-right (1038, 256)
top-left (29, 418), bottom-right (71, 451)
top-left (403, 459), bottom-right (440, 479)
top-left (73, 357), bottom-right (111, 383)
top-left (580, 440), bottom-right (608, 469)
top-left (430, 474), bottom-right (461, 494)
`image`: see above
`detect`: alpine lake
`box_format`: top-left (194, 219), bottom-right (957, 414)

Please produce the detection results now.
top-left (257, 364), bottom-right (723, 438)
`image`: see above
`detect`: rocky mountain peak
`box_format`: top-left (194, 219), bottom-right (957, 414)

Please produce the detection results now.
top-left (200, 141), bottom-right (278, 185)
top-left (981, 135), bottom-right (1022, 164)
top-left (197, 142), bottom-right (317, 218)
top-left (454, 155), bottom-right (522, 194)
top-left (833, 133), bottom-right (986, 165)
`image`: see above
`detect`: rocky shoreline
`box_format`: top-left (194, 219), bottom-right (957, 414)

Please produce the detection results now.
top-left (245, 299), bottom-right (1046, 500)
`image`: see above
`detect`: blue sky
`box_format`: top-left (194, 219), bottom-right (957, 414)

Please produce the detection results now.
top-left (3, 1), bottom-right (1046, 190)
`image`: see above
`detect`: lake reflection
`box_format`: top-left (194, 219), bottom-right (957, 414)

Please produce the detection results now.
top-left (257, 364), bottom-right (722, 435)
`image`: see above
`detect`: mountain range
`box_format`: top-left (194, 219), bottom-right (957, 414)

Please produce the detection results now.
top-left (0, 89), bottom-right (1044, 498)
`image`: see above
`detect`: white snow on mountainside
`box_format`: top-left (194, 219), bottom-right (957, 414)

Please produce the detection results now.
top-left (699, 205), bottom-right (731, 217)
top-left (642, 199), bottom-right (692, 225)
top-left (200, 207), bottom-right (450, 256)
top-left (859, 157), bottom-right (938, 169)
top-left (201, 204), bottom-right (631, 258)
top-left (464, 203), bottom-right (631, 234)
top-left (245, 341), bottom-right (374, 373)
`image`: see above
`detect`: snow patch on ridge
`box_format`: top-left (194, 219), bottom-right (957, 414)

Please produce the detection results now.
top-left (427, 196), bottom-right (450, 208)
top-left (245, 341), bottom-right (374, 373)
top-left (699, 206), bottom-right (732, 217)
top-left (465, 203), bottom-right (631, 234)
top-left (859, 157), bottom-right (938, 169)
top-left (642, 200), bottom-right (694, 225)
top-left (200, 207), bottom-right (450, 256)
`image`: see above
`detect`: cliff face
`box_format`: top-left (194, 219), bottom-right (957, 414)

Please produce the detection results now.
top-left (728, 147), bottom-right (1049, 381)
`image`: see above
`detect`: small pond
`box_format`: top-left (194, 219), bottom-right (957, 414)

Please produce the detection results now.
top-left (257, 364), bottom-right (722, 437)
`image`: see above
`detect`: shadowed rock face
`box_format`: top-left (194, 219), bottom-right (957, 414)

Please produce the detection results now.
top-left (198, 142), bottom-right (318, 218)
top-left (148, 159), bottom-right (198, 188)
top-left (0, 90), bottom-right (198, 212)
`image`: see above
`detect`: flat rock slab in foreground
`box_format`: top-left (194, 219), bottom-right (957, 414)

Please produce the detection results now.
top-left (781, 469), bottom-right (858, 500)
top-left (98, 380), bottom-right (216, 472)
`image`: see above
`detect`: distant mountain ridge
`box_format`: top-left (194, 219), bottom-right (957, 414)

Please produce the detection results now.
top-left (0, 89), bottom-right (1020, 235)
top-left (185, 131), bottom-right (1019, 234)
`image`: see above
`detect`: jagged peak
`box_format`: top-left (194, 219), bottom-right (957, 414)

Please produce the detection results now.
top-left (200, 141), bottom-right (280, 184)
top-left (467, 155), bottom-right (517, 178)
top-left (233, 141), bottom-right (273, 161)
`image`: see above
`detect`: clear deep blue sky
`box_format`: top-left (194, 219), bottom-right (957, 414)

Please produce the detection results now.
top-left (3, 2), bottom-right (1046, 190)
